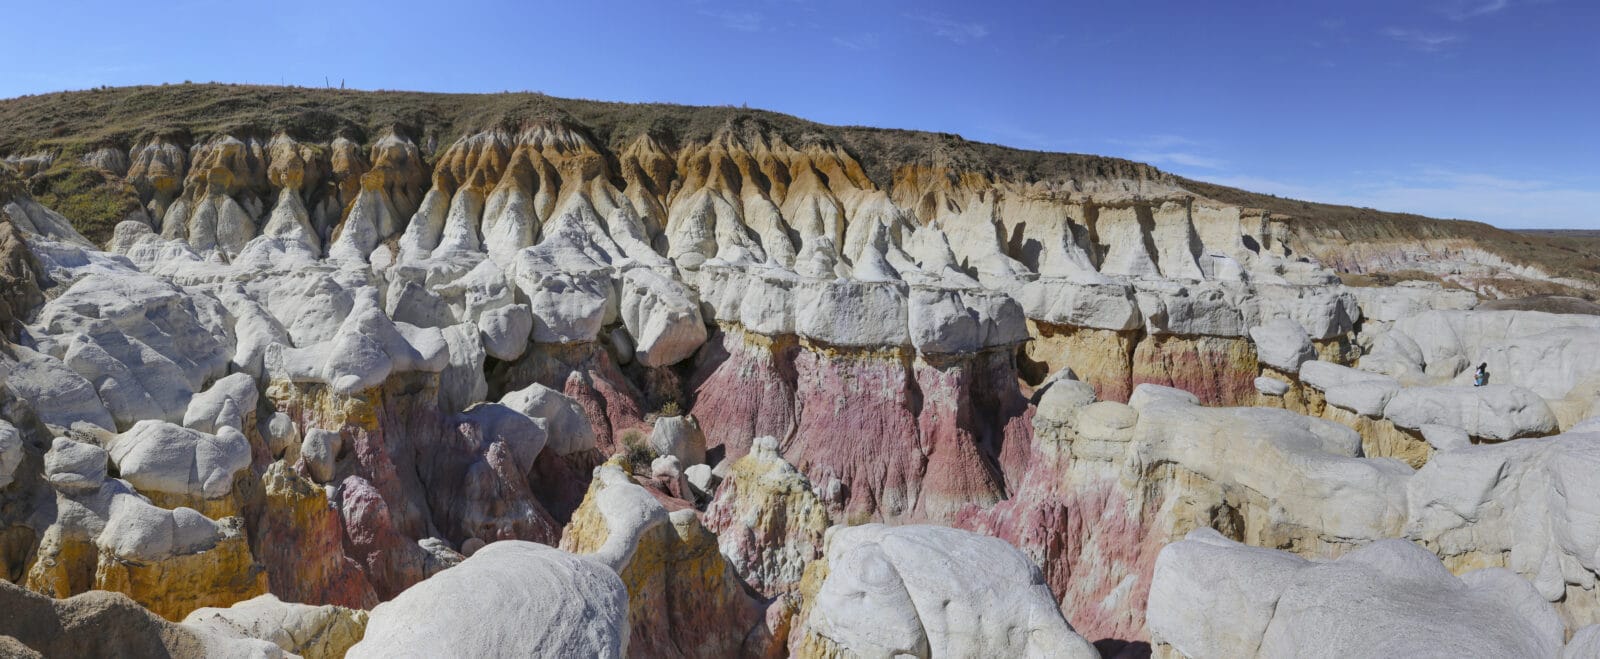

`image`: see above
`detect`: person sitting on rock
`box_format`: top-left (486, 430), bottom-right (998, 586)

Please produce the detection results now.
top-left (1474, 363), bottom-right (1490, 387)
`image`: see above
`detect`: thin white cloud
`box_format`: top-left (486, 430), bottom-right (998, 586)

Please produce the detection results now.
top-left (1109, 134), bottom-right (1201, 149)
top-left (1195, 168), bottom-right (1600, 229)
top-left (908, 13), bottom-right (990, 44)
top-left (1130, 151), bottom-right (1228, 170)
top-left (698, 8), bottom-right (763, 32)
top-left (1108, 135), bottom-right (1228, 170)
top-left (1442, 0), bottom-right (1510, 20)
top-left (1382, 27), bottom-right (1464, 52)
top-left (831, 33), bottom-right (879, 51)
top-left (1196, 174), bottom-right (1337, 201)
top-left (979, 124), bottom-right (1078, 152)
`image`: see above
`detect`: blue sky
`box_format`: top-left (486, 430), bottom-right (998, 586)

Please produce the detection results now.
top-left (4, 0), bottom-right (1596, 228)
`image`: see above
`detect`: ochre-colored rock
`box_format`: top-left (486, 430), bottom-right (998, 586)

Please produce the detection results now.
top-left (1023, 321), bottom-right (1138, 403)
top-left (28, 517), bottom-right (267, 622)
top-left (562, 462), bottom-right (771, 658)
top-left (703, 435), bottom-right (830, 597)
top-left (254, 462), bottom-right (377, 609)
top-left (1131, 334), bottom-right (1259, 406)
top-left (184, 593), bottom-right (368, 659)
top-left (0, 579), bottom-right (280, 657)
top-left (1320, 405), bottom-right (1432, 468)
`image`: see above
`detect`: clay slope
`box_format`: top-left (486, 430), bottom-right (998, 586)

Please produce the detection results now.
top-left (0, 84), bottom-right (1593, 299)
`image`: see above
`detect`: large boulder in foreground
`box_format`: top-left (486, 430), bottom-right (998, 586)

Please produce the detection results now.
top-left (0, 579), bottom-right (282, 658)
top-left (1405, 428), bottom-right (1600, 632)
top-left (791, 523), bottom-right (1098, 658)
top-left (1148, 528), bottom-right (1563, 658)
top-left (183, 594), bottom-right (368, 659)
top-left (345, 541), bottom-right (628, 658)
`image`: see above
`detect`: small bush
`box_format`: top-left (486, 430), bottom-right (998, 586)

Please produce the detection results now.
top-left (620, 429), bottom-right (654, 468)
top-left (31, 163), bottom-right (142, 244)
top-left (657, 400), bottom-right (682, 417)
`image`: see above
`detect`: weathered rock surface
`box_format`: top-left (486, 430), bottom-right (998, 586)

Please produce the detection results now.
top-left (25, 464), bottom-right (267, 620)
top-left (1405, 428), bottom-right (1600, 633)
top-left (959, 387), bottom-right (1412, 642)
top-left (346, 540), bottom-right (629, 658)
top-left (106, 420), bottom-right (253, 512)
top-left (1149, 529), bottom-right (1564, 658)
top-left (648, 413), bottom-right (707, 467)
top-left (561, 463), bottom-right (771, 658)
top-left (5, 92), bottom-right (1600, 657)
top-left (703, 435), bottom-right (831, 597)
top-left (183, 594), bottom-right (368, 659)
top-left (791, 523), bottom-right (1099, 658)
top-left (0, 579), bottom-right (284, 658)
top-left (1384, 384), bottom-right (1558, 441)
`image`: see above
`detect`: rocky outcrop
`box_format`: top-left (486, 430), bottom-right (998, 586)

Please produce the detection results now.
top-left (252, 462), bottom-right (378, 609)
top-left (560, 463), bottom-right (772, 658)
top-left (0, 201), bottom-right (45, 341)
top-left (1148, 529), bottom-right (1564, 658)
top-left (183, 594), bottom-right (368, 659)
top-left (105, 421), bottom-right (253, 516)
top-left (1405, 428), bottom-right (1600, 633)
top-left (1361, 309), bottom-right (1600, 428)
top-left (9, 86), bottom-right (1600, 657)
top-left (959, 383), bottom-right (1412, 642)
top-left (0, 579), bottom-right (284, 658)
top-left (703, 435), bottom-right (831, 597)
top-left (346, 540), bottom-right (629, 658)
top-left (789, 524), bottom-right (1099, 658)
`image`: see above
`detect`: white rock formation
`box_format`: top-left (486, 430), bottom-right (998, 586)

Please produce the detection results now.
top-left (1249, 318), bottom-right (1315, 373)
top-left (0, 420), bottom-right (22, 489)
top-left (1149, 528), bottom-right (1564, 658)
top-left (183, 373), bottom-right (258, 434)
top-left (1384, 384), bottom-right (1558, 441)
top-left (264, 287), bottom-right (448, 394)
top-left (300, 429), bottom-right (342, 484)
top-left (618, 268), bottom-right (706, 367)
top-left (798, 524), bottom-right (1098, 658)
top-left (346, 541), bottom-right (628, 658)
top-left (647, 414), bottom-right (706, 467)
top-left (183, 594), bottom-right (368, 659)
top-left (478, 303), bottom-right (532, 361)
top-left (43, 437), bottom-right (108, 493)
top-left (106, 420), bottom-right (253, 502)
top-left (498, 383), bottom-right (596, 456)
top-left (1405, 428), bottom-right (1600, 627)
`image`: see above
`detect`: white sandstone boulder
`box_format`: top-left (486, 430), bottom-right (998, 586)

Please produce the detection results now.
top-left (0, 421), bottom-right (23, 489)
top-left (799, 524), bottom-right (1098, 658)
top-left (183, 373), bottom-right (259, 434)
top-left (478, 303), bottom-right (533, 361)
top-left (106, 420), bottom-right (252, 501)
top-left (618, 268), bottom-right (707, 367)
top-left (1249, 318), bottom-right (1315, 373)
top-left (498, 383), bottom-right (596, 456)
top-left (346, 541), bottom-right (628, 658)
top-left (1384, 384), bottom-right (1558, 441)
top-left (42, 436), bottom-right (107, 494)
top-left (647, 414), bottom-right (707, 467)
top-left (1149, 528), bottom-right (1563, 658)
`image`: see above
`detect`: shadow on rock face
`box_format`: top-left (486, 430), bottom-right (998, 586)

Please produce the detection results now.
top-left (1095, 639), bottom-right (1153, 659)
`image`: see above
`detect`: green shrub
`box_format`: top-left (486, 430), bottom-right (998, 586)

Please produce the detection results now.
top-left (619, 429), bottom-right (654, 469)
top-left (31, 163), bottom-right (142, 245)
